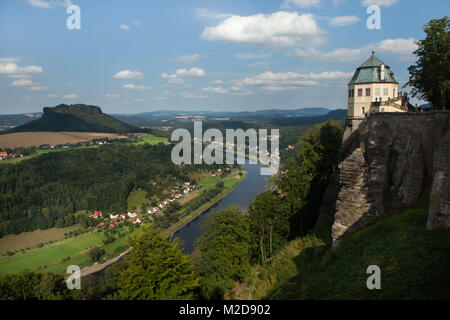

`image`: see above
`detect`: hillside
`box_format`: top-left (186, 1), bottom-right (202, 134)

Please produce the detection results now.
top-left (3, 104), bottom-right (142, 134)
top-left (229, 208), bottom-right (450, 300)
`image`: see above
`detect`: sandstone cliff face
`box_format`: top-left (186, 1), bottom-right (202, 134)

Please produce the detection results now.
top-left (319, 111), bottom-right (450, 244)
top-left (43, 104), bottom-right (103, 117)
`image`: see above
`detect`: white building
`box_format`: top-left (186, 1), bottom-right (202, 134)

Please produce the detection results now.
top-left (345, 52), bottom-right (412, 139)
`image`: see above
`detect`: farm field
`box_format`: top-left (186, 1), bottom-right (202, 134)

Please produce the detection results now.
top-left (0, 232), bottom-right (105, 275)
top-left (134, 135), bottom-right (169, 145)
top-left (0, 225), bottom-right (80, 255)
top-left (0, 131), bottom-right (128, 148)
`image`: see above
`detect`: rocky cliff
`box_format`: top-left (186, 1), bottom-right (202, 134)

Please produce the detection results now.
top-left (43, 104), bottom-right (103, 117)
top-left (317, 111), bottom-right (450, 245)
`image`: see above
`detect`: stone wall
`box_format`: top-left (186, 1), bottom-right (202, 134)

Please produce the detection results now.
top-left (317, 111), bottom-right (450, 245)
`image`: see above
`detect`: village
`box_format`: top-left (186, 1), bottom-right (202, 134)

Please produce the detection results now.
top-left (87, 180), bottom-right (199, 230)
top-left (0, 151), bottom-right (24, 161)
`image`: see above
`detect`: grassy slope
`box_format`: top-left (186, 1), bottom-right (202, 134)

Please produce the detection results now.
top-left (231, 208), bottom-right (450, 300)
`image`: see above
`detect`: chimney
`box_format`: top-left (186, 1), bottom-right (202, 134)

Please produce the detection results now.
top-left (380, 64), bottom-right (385, 81)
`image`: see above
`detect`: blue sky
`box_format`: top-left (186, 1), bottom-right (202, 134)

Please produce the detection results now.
top-left (0, 0), bottom-right (448, 114)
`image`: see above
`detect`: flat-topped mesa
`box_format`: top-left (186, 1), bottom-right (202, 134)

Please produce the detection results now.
top-left (43, 104), bottom-right (103, 117)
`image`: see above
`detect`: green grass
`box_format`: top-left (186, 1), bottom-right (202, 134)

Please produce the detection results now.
top-left (198, 172), bottom-right (240, 190)
top-left (232, 208), bottom-right (450, 300)
top-left (0, 145), bottom-right (98, 165)
top-left (0, 232), bottom-right (105, 275)
top-left (229, 235), bottom-right (326, 300)
top-left (134, 135), bottom-right (168, 145)
top-left (198, 177), bottom-right (217, 188)
top-left (127, 189), bottom-right (149, 210)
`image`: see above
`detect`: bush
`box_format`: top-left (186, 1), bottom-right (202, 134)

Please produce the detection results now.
top-left (88, 247), bottom-right (105, 262)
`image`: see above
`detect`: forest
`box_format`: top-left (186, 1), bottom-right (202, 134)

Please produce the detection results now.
top-left (0, 142), bottom-right (218, 237)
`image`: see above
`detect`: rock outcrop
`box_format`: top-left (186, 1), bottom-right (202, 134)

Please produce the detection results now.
top-left (43, 104), bottom-right (103, 117)
top-left (426, 129), bottom-right (450, 230)
top-left (317, 111), bottom-right (450, 245)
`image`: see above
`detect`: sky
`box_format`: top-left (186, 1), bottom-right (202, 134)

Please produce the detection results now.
top-left (0, 0), bottom-right (448, 114)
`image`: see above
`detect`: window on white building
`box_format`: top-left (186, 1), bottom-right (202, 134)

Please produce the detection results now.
top-left (358, 89), bottom-right (363, 97)
top-left (366, 88), bottom-right (371, 96)
top-left (383, 88), bottom-right (389, 96)
top-left (375, 88), bottom-right (381, 96)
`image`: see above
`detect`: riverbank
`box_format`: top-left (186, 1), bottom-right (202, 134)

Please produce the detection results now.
top-left (78, 169), bottom-right (247, 278)
top-left (164, 171), bottom-right (246, 236)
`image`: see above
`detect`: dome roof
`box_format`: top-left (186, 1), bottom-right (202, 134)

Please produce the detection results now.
top-left (349, 53), bottom-right (398, 85)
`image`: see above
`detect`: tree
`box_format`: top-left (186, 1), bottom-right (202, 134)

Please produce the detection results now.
top-left (88, 247), bottom-right (105, 262)
top-left (116, 225), bottom-right (198, 300)
top-left (406, 17), bottom-right (450, 110)
top-left (194, 207), bottom-right (251, 299)
top-left (0, 271), bottom-right (70, 300)
top-left (278, 121), bottom-right (343, 237)
top-left (248, 191), bottom-right (290, 264)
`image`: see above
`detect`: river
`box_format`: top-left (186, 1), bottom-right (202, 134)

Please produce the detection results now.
top-left (173, 161), bottom-right (270, 254)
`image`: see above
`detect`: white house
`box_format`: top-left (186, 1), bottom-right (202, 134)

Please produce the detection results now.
top-left (347, 52), bottom-right (410, 118)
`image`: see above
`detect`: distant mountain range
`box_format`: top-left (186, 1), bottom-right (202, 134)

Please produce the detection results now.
top-left (0, 106), bottom-right (346, 132)
top-left (1, 104), bottom-right (142, 134)
top-left (114, 107), bottom-right (334, 122)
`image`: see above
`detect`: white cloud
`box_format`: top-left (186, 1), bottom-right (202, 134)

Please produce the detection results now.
top-left (211, 80), bottom-right (224, 84)
top-left (181, 92), bottom-right (208, 99)
top-left (291, 38), bottom-right (417, 62)
top-left (176, 68), bottom-right (205, 77)
top-left (120, 24), bottom-right (130, 31)
top-left (30, 85), bottom-right (48, 91)
top-left (26, 0), bottom-right (51, 8)
top-left (201, 11), bottom-right (326, 48)
top-left (229, 86), bottom-right (253, 96)
top-left (0, 63), bottom-right (43, 74)
top-left (246, 61), bottom-right (273, 68)
top-left (361, 0), bottom-right (400, 7)
top-left (122, 84), bottom-right (149, 90)
top-left (232, 70), bottom-right (352, 92)
top-left (172, 54), bottom-right (207, 64)
top-left (47, 94), bottom-right (58, 98)
top-left (282, 0), bottom-right (321, 8)
top-left (64, 94), bottom-right (78, 98)
top-left (329, 16), bottom-right (360, 27)
top-left (120, 20), bottom-right (142, 32)
top-left (236, 52), bottom-right (272, 59)
top-left (203, 86), bottom-right (229, 94)
top-left (11, 79), bottom-right (33, 86)
top-left (105, 93), bottom-right (120, 98)
top-left (162, 67), bottom-right (206, 85)
top-left (25, 0), bottom-right (72, 9)
top-left (113, 70), bottom-right (144, 80)
top-left (167, 78), bottom-right (186, 85)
